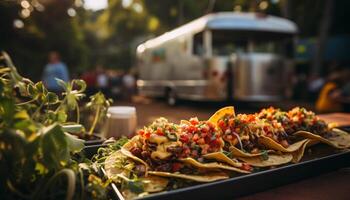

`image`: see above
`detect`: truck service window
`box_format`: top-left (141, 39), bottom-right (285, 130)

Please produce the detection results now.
top-left (193, 32), bottom-right (204, 55)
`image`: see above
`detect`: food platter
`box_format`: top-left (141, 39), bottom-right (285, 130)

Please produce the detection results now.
top-left (99, 106), bottom-right (350, 200)
top-left (108, 142), bottom-right (350, 200)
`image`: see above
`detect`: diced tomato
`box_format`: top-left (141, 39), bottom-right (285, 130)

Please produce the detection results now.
top-left (189, 118), bottom-right (199, 125)
top-left (138, 129), bottom-right (145, 136)
top-left (218, 120), bottom-right (226, 130)
top-left (172, 162), bottom-right (183, 172)
top-left (197, 138), bottom-right (205, 145)
top-left (206, 121), bottom-right (215, 129)
top-left (179, 134), bottom-right (189, 143)
top-left (247, 115), bottom-right (256, 122)
top-left (188, 125), bottom-right (198, 133)
top-left (210, 139), bottom-right (219, 147)
top-left (193, 133), bottom-right (199, 141)
top-left (228, 118), bottom-right (235, 127)
top-left (156, 127), bottom-right (164, 136)
top-left (242, 163), bottom-right (252, 171)
top-left (201, 125), bottom-right (209, 133)
top-left (144, 132), bottom-right (151, 139)
top-left (201, 131), bottom-right (208, 138)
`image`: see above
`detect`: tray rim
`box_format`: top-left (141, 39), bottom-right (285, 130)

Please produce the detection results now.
top-left (108, 149), bottom-right (350, 200)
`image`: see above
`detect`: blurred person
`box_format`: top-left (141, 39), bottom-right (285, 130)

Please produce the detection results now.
top-left (96, 65), bottom-right (109, 96)
top-left (81, 69), bottom-right (97, 97)
top-left (308, 75), bottom-right (325, 101)
top-left (42, 51), bottom-right (69, 93)
top-left (122, 71), bottom-right (136, 100)
top-left (330, 69), bottom-right (350, 112)
top-left (109, 70), bottom-right (123, 99)
top-left (315, 69), bottom-right (348, 113)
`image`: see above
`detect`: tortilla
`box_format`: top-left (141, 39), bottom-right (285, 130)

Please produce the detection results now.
top-left (294, 129), bottom-right (350, 149)
top-left (123, 135), bottom-right (142, 150)
top-left (238, 153), bottom-right (293, 167)
top-left (259, 137), bottom-right (309, 153)
top-left (148, 171), bottom-right (229, 182)
top-left (104, 151), bottom-right (168, 194)
top-left (140, 176), bottom-right (169, 192)
top-left (179, 157), bottom-right (250, 174)
top-left (208, 106), bottom-right (235, 124)
top-left (104, 151), bottom-right (136, 182)
top-left (291, 140), bottom-right (307, 163)
top-left (121, 148), bottom-right (150, 170)
top-left (229, 146), bottom-right (274, 157)
top-left (203, 152), bottom-right (243, 168)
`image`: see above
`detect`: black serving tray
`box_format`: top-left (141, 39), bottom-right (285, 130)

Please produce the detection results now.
top-left (108, 143), bottom-right (350, 200)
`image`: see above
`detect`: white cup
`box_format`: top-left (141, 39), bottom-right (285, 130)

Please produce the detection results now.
top-left (103, 106), bottom-right (137, 138)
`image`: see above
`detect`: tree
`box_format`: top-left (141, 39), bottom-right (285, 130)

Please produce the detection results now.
top-left (0, 0), bottom-right (88, 80)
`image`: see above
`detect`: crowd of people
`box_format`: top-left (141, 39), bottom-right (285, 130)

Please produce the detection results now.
top-left (41, 51), bottom-right (136, 100)
top-left (41, 51), bottom-right (349, 113)
top-left (80, 65), bottom-right (136, 100)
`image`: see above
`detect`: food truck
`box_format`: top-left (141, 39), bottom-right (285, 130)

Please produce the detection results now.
top-left (136, 12), bottom-right (298, 105)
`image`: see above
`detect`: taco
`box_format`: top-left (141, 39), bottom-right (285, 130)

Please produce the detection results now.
top-left (125, 118), bottom-right (184, 172)
top-left (179, 157), bottom-right (251, 174)
top-left (208, 106), bottom-right (235, 124)
top-left (259, 107), bottom-right (350, 149)
top-left (258, 107), bottom-right (328, 135)
top-left (216, 112), bottom-right (293, 155)
top-left (238, 153), bottom-right (293, 167)
top-left (124, 118), bottom-right (252, 175)
top-left (178, 117), bottom-right (224, 158)
top-left (147, 171), bottom-right (229, 182)
top-left (294, 129), bottom-right (350, 149)
top-left (178, 117), bottom-right (253, 172)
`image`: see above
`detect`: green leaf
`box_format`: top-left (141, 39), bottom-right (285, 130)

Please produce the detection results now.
top-left (126, 180), bottom-right (144, 194)
top-left (260, 150), bottom-right (269, 161)
top-left (35, 81), bottom-right (47, 94)
top-left (64, 132), bottom-right (84, 153)
top-left (57, 110), bottom-right (68, 123)
top-left (56, 78), bottom-right (68, 91)
top-left (14, 110), bottom-right (30, 119)
top-left (0, 98), bottom-right (15, 124)
top-left (62, 124), bottom-right (84, 133)
top-left (40, 124), bottom-right (70, 169)
top-left (46, 92), bottom-right (59, 104)
top-left (27, 83), bottom-right (37, 97)
top-left (66, 94), bottom-right (78, 110)
top-left (72, 79), bottom-right (86, 93)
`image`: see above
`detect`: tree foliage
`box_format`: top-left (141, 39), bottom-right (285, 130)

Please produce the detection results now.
top-left (1, 0), bottom-right (350, 78)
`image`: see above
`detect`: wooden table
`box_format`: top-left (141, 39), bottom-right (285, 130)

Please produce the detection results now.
top-left (318, 113), bottom-right (350, 127)
top-left (238, 113), bottom-right (350, 200)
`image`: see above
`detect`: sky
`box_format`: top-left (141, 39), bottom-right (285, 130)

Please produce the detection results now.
top-left (84, 0), bottom-right (108, 11)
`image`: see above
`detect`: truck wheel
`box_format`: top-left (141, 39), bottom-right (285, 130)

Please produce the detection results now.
top-left (166, 89), bottom-right (176, 106)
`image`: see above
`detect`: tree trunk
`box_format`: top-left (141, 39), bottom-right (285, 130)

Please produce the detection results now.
top-left (281, 0), bottom-right (292, 19)
top-left (311, 0), bottom-right (334, 76)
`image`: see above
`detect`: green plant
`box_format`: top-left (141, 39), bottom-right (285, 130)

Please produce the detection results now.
top-left (86, 92), bottom-right (112, 135)
top-left (0, 52), bottom-right (111, 199)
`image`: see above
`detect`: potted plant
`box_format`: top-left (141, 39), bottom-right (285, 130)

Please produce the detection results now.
top-left (0, 52), bottom-right (112, 199)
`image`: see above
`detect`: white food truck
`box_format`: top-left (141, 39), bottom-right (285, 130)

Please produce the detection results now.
top-left (136, 12), bottom-right (297, 105)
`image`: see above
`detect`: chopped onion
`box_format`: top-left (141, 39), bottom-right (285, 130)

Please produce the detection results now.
top-left (232, 131), bottom-right (243, 150)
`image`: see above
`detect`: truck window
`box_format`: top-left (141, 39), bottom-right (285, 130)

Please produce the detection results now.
top-left (193, 32), bottom-right (204, 55)
top-left (211, 30), bottom-right (293, 56)
top-left (212, 30), bottom-right (248, 56)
